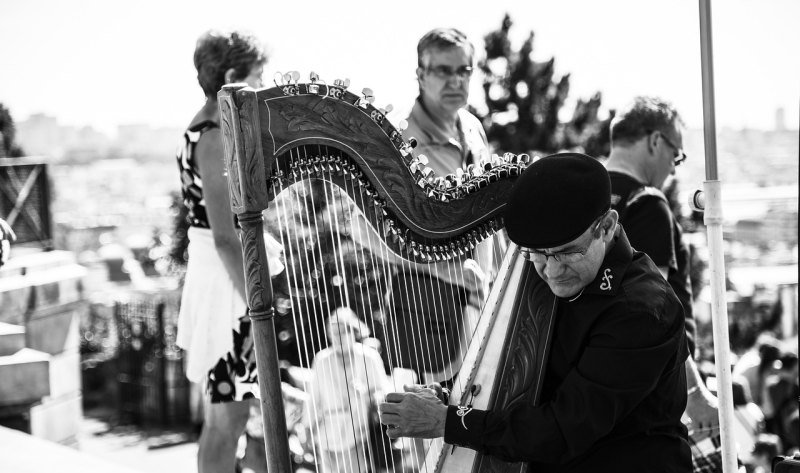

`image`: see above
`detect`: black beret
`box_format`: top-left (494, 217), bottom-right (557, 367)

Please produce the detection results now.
top-left (504, 152), bottom-right (610, 249)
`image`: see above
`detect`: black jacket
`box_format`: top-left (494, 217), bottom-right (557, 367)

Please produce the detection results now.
top-left (444, 228), bottom-right (691, 472)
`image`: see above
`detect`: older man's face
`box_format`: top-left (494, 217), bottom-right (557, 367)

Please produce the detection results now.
top-left (417, 45), bottom-right (472, 115)
top-left (525, 219), bottom-right (610, 298)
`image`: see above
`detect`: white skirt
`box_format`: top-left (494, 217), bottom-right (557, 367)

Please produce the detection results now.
top-left (177, 226), bottom-right (284, 382)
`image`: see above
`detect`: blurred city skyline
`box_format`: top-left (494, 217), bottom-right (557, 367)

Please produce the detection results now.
top-left (1, 0), bottom-right (798, 136)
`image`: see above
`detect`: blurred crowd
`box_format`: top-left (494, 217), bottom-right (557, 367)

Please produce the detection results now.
top-left (727, 332), bottom-right (799, 471)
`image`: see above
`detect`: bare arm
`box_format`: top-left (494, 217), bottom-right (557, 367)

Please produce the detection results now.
top-left (683, 357), bottom-right (721, 438)
top-left (195, 127), bottom-right (247, 302)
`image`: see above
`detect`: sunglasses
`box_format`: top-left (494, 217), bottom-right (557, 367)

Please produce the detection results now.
top-left (657, 131), bottom-right (687, 166)
top-left (424, 65), bottom-right (473, 80)
top-left (520, 215), bottom-right (606, 264)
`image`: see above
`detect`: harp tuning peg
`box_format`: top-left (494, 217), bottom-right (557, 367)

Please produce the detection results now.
top-left (290, 71), bottom-right (301, 82)
top-left (361, 87), bottom-right (375, 103)
top-left (357, 88), bottom-right (375, 108)
top-left (362, 88), bottom-right (375, 103)
top-left (407, 137), bottom-right (417, 149)
top-left (398, 119), bottom-right (408, 132)
top-left (309, 71), bottom-right (319, 82)
top-left (469, 163), bottom-right (483, 177)
top-left (416, 154), bottom-right (428, 166)
top-left (378, 104), bottom-right (393, 115)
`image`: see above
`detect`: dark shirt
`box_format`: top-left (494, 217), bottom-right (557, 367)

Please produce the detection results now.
top-left (609, 171), bottom-right (696, 356)
top-left (444, 228), bottom-right (691, 472)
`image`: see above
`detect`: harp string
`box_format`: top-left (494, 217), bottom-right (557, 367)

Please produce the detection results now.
top-left (319, 144), bottom-right (427, 471)
top-left (301, 143), bottom-right (378, 471)
top-left (291, 146), bottom-right (354, 471)
top-left (322, 145), bottom-right (383, 470)
top-left (305, 144), bottom-right (367, 472)
top-left (270, 144), bottom-right (500, 472)
top-left (353, 170), bottom-right (423, 472)
top-left (288, 148), bottom-right (337, 466)
top-left (272, 153), bottom-right (327, 466)
top-left (329, 145), bottom-right (394, 468)
top-left (328, 146), bottom-right (394, 470)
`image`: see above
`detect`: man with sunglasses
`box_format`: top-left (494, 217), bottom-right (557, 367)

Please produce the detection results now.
top-left (380, 153), bottom-right (691, 472)
top-left (406, 27), bottom-right (489, 177)
top-left (606, 97), bottom-right (727, 472)
top-left (605, 97), bottom-right (692, 339)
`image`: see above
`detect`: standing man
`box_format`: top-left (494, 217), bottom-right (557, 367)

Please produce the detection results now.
top-left (405, 27), bottom-right (490, 177)
top-left (605, 96), bottom-right (723, 472)
top-left (386, 28), bottom-right (494, 383)
top-left (380, 153), bottom-right (692, 472)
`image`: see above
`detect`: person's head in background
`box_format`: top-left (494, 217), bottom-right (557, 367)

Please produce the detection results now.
top-left (758, 341), bottom-right (782, 376)
top-left (750, 433), bottom-right (781, 472)
top-left (416, 28), bottom-right (475, 121)
top-left (775, 351), bottom-right (798, 382)
top-left (326, 306), bottom-right (369, 352)
top-left (194, 30), bottom-right (268, 101)
top-left (609, 96), bottom-right (686, 189)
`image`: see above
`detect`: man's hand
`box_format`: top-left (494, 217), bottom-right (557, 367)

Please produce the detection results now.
top-left (683, 358), bottom-right (720, 439)
top-left (379, 384), bottom-right (448, 439)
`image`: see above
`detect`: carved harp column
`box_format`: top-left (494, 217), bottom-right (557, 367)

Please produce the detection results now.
top-left (219, 83), bottom-right (292, 472)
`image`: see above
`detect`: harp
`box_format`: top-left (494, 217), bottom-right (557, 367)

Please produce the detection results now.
top-left (218, 76), bottom-right (549, 473)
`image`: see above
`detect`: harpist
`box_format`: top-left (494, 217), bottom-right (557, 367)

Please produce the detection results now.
top-left (380, 153), bottom-right (692, 473)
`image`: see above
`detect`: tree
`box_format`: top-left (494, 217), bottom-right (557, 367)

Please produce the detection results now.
top-left (477, 14), bottom-right (610, 157)
top-left (0, 103), bottom-right (25, 158)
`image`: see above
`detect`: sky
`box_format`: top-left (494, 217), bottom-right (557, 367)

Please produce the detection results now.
top-left (1, 0), bottom-right (798, 136)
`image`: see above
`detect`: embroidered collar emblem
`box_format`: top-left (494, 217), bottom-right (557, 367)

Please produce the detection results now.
top-left (599, 268), bottom-right (613, 291)
top-left (456, 406), bottom-right (473, 430)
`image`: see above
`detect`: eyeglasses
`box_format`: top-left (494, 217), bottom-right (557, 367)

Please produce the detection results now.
top-left (520, 216), bottom-right (605, 264)
top-left (657, 131), bottom-right (687, 166)
top-left (425, 65), bottom-right (473, 80)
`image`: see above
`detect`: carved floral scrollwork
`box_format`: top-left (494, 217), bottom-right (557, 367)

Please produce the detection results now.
top-left (238, 213), bottom-right (271, 316)
top-left (279, 101), bottom-right (370, 140)
top-left (220, 98), bottom-right (242, 210)
top-left (478, 276), bottom-right (551, 473)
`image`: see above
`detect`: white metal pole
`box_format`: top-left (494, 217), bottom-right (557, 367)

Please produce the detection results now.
top-left (698, 1), bottom-right (738, 471)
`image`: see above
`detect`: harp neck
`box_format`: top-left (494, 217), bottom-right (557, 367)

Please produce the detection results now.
top-left (219, 81), bottom-right (531, 263)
